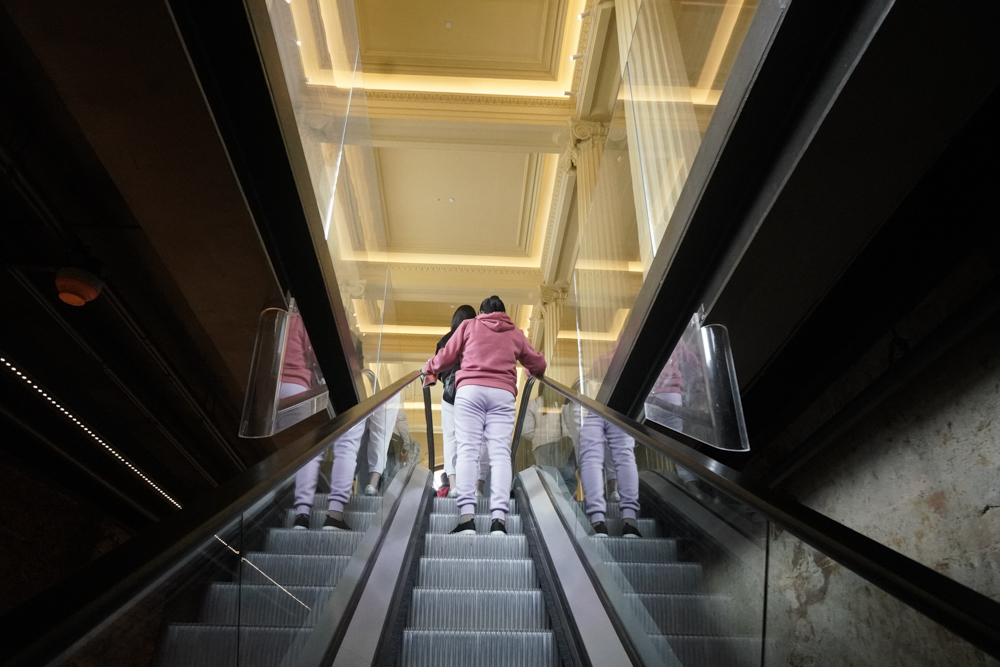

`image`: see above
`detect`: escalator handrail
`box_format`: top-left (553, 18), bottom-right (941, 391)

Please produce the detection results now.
top-left (0, 370), bottom-right (423, 667)
top-left (527, 375), bottom-right (1000, 659)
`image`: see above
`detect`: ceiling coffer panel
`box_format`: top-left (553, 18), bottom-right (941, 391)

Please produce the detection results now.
top-left (376, 147), bottom-right (545, 258)
top-left (355, 0), bottom-right (569, 80)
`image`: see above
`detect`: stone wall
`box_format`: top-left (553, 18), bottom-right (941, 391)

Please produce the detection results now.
top-left (765, 311), bottom-right (1000, 665)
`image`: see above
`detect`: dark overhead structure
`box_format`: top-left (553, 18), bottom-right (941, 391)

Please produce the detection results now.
top-left (0, 0), bottom-right (999, 664)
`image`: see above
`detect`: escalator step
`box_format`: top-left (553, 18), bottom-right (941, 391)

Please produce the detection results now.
top-left (264, 529), bottom-right (366, 555)
top-left (423, 534), bottom-right (529, 559)
top-left (409, 589), bottom-right (549, 630)
top-left (575, 500), bottom-right (625, 520)
top-left (157, 625), bottom-right (309, 667)
top-left (600, 518), bottom-right (659, 537)
top-left (312, 493), bottom-right (383, 512)
top-left (432, 497), bottom-right (518, 515)
top-left (199, 584), bottom-right (333, 626)
top-left (282, 510), bottom-right (375, 531)
top-left (589, 536), bottom-right (679, 562)
top-left (428, 515), bottom-right (522, 535)
top-left (651, 635), bottom-right (760, 667)
top-left (240, 553), bottom-right (351, 586)
top-left (610, 562), bottom-right (702, 594)
top-left (623, 594), bottom-right (732, 635)
top-left (400, 629), bottom-right (557, 667)
top-left (418, 558), bottom-right (537, 589)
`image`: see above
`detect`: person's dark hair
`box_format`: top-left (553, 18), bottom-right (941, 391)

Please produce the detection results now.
top-left (451, 304), bottom-right (477, 331)
top-left (479, 295), bottom-right (506, 314)
top-left (439, 472), bottom-right (449, 487)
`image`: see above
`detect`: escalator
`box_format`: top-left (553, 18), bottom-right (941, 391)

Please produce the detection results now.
top-left (1, 373), bottom-right (998, 667)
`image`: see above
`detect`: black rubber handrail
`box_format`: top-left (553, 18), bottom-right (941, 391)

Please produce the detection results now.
top-left (518, 375), bottom-right (1000, 659)
top-left (0, 370), bottom-right (423, 667)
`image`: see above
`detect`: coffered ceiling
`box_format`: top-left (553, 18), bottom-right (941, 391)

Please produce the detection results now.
top-left (276, 0), bottom-right (756, 461)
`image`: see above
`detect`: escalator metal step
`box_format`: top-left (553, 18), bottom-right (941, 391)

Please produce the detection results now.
top-left (423, 534), bottom-right (529, 559)
top-left (623, 593), bottom-right (732, 635)
top-left (428, 515), bottom-right (522, 535)
top-left (432, 497), bottom-right (518, 515)
top-left (264, 528), bottom-right (366, 555)
top-left (400, 629), bottom-right (557, 667)
top-left (575, 500), bottom-right (624, 520)
top-left (609, 562), bottom-right (702, 594)
top-left (312, 494), bottom-right (383, 512)
top-left (418, 558), bottom-right (538, 589)
top-left (599, 518), bottom-right (659, 537)
top-left (199, 584), bottom-right (333, 626)
top-left (651, 635), bottom-right (760, 667)
top-left (240, 553), bottom-right (351, 586)
top-left (282, 509), bottom-right (375, 531)
top-left (157, 625), bottom-right (309, 667)
top-left (409, 589), bottom-right (549, 630)
top-left (589, 536), bottom-right (679, 562)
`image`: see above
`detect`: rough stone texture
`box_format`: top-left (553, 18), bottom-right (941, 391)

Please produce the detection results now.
top-left (765, 531), bottom-right (999, 667)
top-left (767, 309), bottom-right (1000, 664)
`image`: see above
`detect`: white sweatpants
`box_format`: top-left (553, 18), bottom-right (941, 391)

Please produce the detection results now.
top-left (454, 385), bottom-right (515, 520)
top-left (442, 399), bottom-right (490, 480)
top-left (365, 395), bottom-right (401, 476)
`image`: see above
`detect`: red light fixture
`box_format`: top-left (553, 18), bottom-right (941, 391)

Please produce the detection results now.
top-left (55, 267), bottom-right (103, 306)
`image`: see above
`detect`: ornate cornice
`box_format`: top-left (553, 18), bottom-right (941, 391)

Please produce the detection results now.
top-left (355, 261), bottom-right (543, 278)
top-left (364, 90), bottom-right (575, 109)
top-left (571, 0), bottom-right (602, 94)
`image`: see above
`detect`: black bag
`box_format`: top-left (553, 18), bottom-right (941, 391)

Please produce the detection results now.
top-left (442, 368), bottom-right (457, 404)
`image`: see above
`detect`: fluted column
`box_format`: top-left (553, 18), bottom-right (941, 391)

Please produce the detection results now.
top-left (537, 284), bottom-right (568, 364)
top-left (568, 119), bottom-right (610, 231)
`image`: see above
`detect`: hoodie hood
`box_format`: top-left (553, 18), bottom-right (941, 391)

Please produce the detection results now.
top-left (477, 312), bottom-right (515, 332)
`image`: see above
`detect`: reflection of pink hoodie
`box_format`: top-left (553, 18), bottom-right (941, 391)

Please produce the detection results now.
top-left (424, 313), bottom-right (546, 397)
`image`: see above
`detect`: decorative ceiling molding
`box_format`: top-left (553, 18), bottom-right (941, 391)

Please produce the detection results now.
top-left (365, 90), bottom-right (576, 108)
top-left (515, 154), bottom-right (545, 254)
top-left (356, 261), bottom-right (543, 278)
top-left (362, 90), bottom-right (575, 125)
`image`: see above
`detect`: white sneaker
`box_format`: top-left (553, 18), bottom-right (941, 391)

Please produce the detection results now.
top-left (364, 484), bottom-right (378, 496)
top-left (609, 491), bottom-right (621, 503)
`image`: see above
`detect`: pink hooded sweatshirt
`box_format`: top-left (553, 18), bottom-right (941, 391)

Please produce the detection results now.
top-left (424, 312), bottom-right (546, 397)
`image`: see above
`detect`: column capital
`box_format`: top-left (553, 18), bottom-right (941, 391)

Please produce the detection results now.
top-left (568, 118), bottom-right (610, 143)
top-left (539, 284), bottom-right (569, 305)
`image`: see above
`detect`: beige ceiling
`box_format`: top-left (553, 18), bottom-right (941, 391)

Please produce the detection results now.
top-left (356, 0), bottom-right (569, 80)
top-left (377, 148), bottom-right (543, 257)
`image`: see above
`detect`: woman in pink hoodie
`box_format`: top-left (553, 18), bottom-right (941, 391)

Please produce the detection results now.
top-left (423, 295), bottom-right (546, 535)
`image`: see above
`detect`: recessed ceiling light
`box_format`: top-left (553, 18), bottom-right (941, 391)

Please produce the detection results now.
top-left (445, 22), bottom-right (452, 28)
top-left (448, 198), bottom-right (455, 203)
top-left (296, 40), bottom-right (302, 46)
top-left (570, 54), bottom-right (584, 61)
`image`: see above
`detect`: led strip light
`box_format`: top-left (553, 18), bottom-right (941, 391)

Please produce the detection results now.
top-left (1, 354), bottom-right (182, 509)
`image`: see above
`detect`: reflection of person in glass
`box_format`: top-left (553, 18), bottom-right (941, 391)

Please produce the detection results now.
top-left (424, 296), bottom-right (546, 536)
top-left (288, 321), bottom-right (366, 531)
top-left (523, 384), bottom-right (577, 492)
top-left (360, 391), bottom-right (401, 496)
top-left (577, 347), bottom-right (642, 538)
top-left (648, 340), bottom-right (701, 491)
